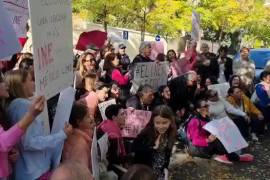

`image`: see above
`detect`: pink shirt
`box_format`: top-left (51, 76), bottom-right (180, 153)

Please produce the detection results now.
top-left (0, 124), bottom-right (24, 178)
top-left (111, 69), bottom-right (129, 86)
top-left (78, 91), bottom-right (99, 118)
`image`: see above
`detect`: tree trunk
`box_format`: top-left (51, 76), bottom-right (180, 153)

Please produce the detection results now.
top-left (103, 6), bottom-right (108, 33)
top-left (141, 11), bottom-right (146, 42)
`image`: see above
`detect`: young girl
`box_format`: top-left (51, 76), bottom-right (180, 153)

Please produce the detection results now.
top-left (5, 69), bottom-right (73, 180)
top-left (0, 75), bottom-right (45, 180)
top-left (132, 105), bottom-right (176, 180)
top-left (62, 103), bottom-right (94, 170)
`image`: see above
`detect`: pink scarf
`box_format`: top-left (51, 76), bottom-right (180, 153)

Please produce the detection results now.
top-left (98, 120), bottom-right (126, 156)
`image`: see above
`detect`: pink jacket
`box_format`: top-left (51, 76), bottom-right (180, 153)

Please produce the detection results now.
top-left (0, 124), bottom-right (24, 178)
top-left (187, 118), bottom-right (208, 147)
top-left (62, 128), bottom-right (92, 170)
top-left (111, 69), bottom-right (129, 86)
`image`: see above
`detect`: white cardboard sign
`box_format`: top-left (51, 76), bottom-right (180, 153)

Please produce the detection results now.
top-left (2, 0), bottom-right (29, 37)
top-left (203, 117), bottom-right (248, 153)
top-left (133, 62), bottom-right (169, 91)
top-left (28, 0), bottom-right (74, 99)
top-left (0, 0), bottom-right (21, 59)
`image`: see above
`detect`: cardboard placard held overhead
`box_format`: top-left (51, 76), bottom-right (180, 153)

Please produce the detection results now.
top-left (0, 0), bottom-right (21, 59)
top-left (2, 0), bottom-right (29, 38)
top-left (28, 0), bottom-right (74, 99)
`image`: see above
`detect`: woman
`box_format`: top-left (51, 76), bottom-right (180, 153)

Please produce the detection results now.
top-left (97, 104), bottom-right (126, 172)
top-left (167, 49), bottom-right (182, 79)
top-left (75, 73), bottom-right (97, 101)
top-left (152, 85), bottom-right (171, 108)
top-left (0, 75), bottom-right (45, 180)
top-left (216, 46), bottom-right (233, 83)
top-left (75, 52), bottom-right (97, 88)
top-left (206, 89), bottom-right (248, 120)
top-left (78, 83), bottom-right (110, 123)
top-left (103, 53), bottom-right (130, 86)
top-left (187, 99), bottom-right (253, 164)
top-left (5, 69), bottom-right (73, 180)
top-left (62, 103), bottom-right (94, 170)
top-left (205, 76), bottom-right (219, 87)
top-left (229, 75), bottom-right (251, 97)
top-left (254, 71), bottom-right (270, 132)
top-left (132, 105), bottom-right (176, 180)
top-left (227, 86), bottom-right (264, 141)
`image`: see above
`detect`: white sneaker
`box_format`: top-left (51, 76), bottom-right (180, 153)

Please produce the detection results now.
top-left (251, 133), bottom-right (259, 142)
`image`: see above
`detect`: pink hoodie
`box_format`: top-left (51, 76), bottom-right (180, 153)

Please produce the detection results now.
top-left (0, 124), bottom-right (24, 178)
top-left (187, 118), bottom-right (208, 147)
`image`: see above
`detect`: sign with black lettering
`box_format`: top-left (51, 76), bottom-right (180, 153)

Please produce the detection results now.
top-left (133, 62), bottom-right (169, 91)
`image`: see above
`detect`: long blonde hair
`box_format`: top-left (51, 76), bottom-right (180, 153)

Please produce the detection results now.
top-left (76, 52), bottom-right (96, 77)
top-left (5, 69), bottom-right (29, 100)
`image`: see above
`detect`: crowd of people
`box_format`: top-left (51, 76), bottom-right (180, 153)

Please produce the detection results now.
top-left (1, 39), bottom-right (270, 180)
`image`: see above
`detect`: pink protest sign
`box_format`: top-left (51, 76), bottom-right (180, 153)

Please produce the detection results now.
top-left (150, 41), bottom-right (164, 61)
top-left (122, 109), bottom-right (152, 138)
top-left (203, 117), bottom-right (248, 153)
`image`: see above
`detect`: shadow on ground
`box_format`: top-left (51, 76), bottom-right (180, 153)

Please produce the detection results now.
top-left (170, 137), bottom-right (270, 180)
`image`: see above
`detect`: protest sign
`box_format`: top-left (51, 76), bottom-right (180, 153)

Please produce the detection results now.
top-left (191, 10), bottom-right (200, 41)
top-left (98, 133), bottom-right (109, 161)
top-left (91, 128), bottom-right (100, 180)
top-left (0, 1), bottom-right (21, 59)
top-left (150, 41), bottom-right (164, 60)
top-left (203, 117), bottom-right (248, 153)
top-left (51, 87), bottom-right (75, 134)
top-left (2, 0), bottom-right (29, 37)
top-left (208, 82), bottom-right (230, 98)
top-left (122, 109), bottom-right (152, 138)
top-left (28, 0), bottom-right (74, 99)
top-left (98, 99), bottom-right (116, 120)
top-left (133, 62), bottom-right (169, 91)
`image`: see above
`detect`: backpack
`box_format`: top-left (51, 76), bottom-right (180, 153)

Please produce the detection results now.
top-left (177, 114), bottom-right (194, 145)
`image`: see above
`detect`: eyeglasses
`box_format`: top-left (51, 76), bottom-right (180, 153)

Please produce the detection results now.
top-left (84, 58), bottom-right (96, 63)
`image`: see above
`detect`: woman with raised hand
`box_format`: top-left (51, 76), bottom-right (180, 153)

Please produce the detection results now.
top-left (5, 69), bottom-right (73, 180)
top-left (0, 74), bottom-right (45, 180)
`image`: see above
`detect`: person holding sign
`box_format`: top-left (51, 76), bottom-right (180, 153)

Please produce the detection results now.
top-left (132, 105), bottom-right (176, 180)
top-left (97, 104), bottom-right (127, 176)
top-left (0, 74), bottom-right (45, 180)
top-left (5, 70), bottom-right (73, 180)
top-left (187, 99), bottom-right (254, 164)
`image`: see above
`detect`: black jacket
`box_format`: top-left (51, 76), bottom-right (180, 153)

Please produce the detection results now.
top-left (132, 130), bottom-right (172, 169)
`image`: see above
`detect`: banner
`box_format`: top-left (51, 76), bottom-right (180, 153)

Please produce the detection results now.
top-left (203, 117), bottom-right (248, 153)
top-left (98, 99), bottom-right (116, 120)
top-left (150, 41), bottom-right (164, 60)
top-left (28, 0), bottom-right (74, 99)
top-left (122, 109), bottom-right (152, 138)
top-left (133, 62), bottom-right (169, 92)
top-left (191, 10), bottom-right (200, 41)
top-left (207, 82), bottom-right (230, 98)
top-left (2, 0), bottom-right (29, 37)
top-left (0, 0), bottom-right (21, 59)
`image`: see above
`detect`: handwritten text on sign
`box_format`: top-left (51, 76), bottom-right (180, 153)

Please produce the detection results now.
top-left (2, 0), bottom-right (29, 37)
top-left (203, 117), bottom-right (248, 153)
top-left (122, 109), bottom-right (152, 138)
top-left (0, 1), bottom-right (21, 59)
top-left (29, 0), bottom-right (73, 99)
top-left (134, 62), bottom-right (169, 91)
